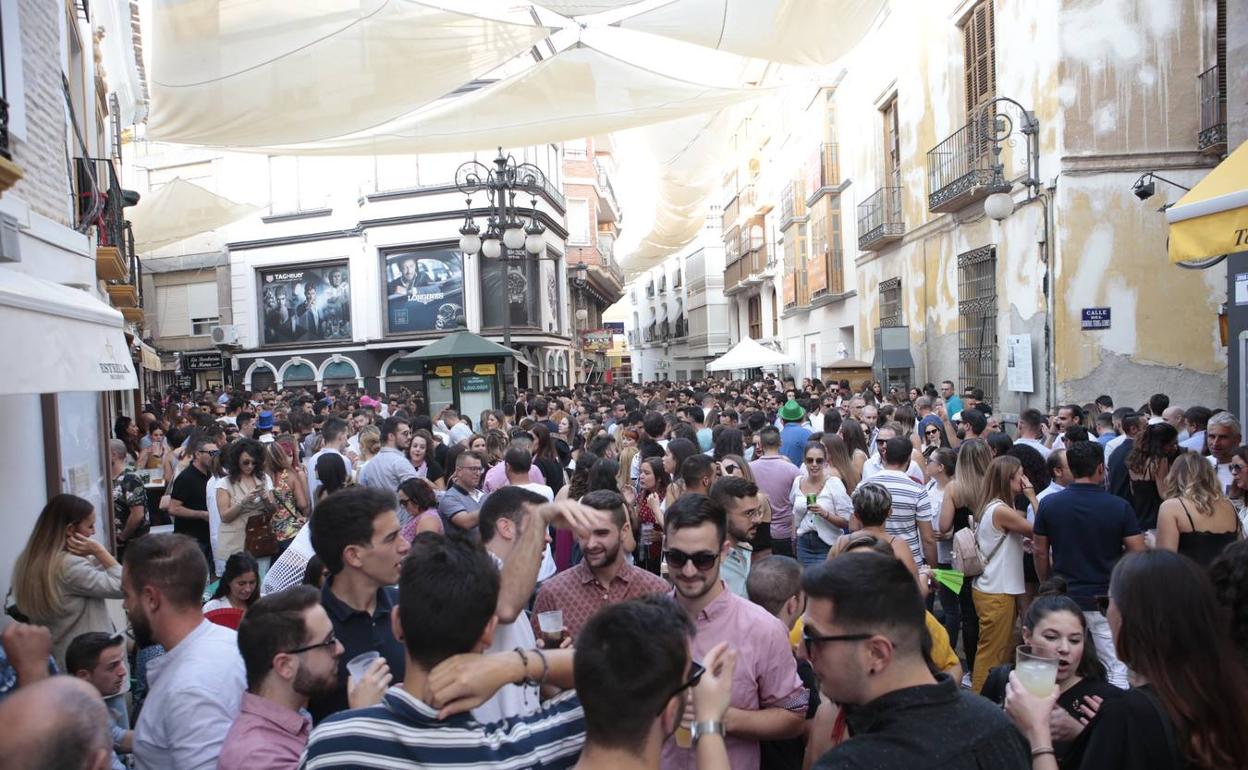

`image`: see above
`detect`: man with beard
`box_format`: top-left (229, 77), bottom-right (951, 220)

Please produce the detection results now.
top-left (124, 534), bottom-right (246, 770)
top-left (708, 476), bottom-right (764, 598)
top-left (358, 417), bottom-right (416, 512)
top-left (661, 494), bottom-right (807, 770)
top-left (219, 586), bottom-right (345, 770)
top-left (530, 490), bottom-right (668, 642)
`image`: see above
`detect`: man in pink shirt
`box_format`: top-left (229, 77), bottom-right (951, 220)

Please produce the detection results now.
top-left (660, 494), bottom-right (808, 770)
top-left (219, 585), bottom-right (366, 770)
top-left (482, 432), bottom-right (545, 493)
top-left (750, 426), bottom-right (801, 556)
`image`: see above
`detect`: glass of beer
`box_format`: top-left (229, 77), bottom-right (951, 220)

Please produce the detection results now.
top-left (537, 610), bottom-right (565, 647)
top-left (1015, 644), bottom-right (1059, 697)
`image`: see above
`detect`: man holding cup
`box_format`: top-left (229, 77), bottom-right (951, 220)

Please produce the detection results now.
top-left (531, 490), bottom-right (669, 643)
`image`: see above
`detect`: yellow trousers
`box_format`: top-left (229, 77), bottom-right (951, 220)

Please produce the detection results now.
top-left (971, 589), bottom-right (1017, 693)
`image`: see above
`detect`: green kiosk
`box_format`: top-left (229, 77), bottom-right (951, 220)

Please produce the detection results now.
top-left (402, 331), bottom-right (511, 418)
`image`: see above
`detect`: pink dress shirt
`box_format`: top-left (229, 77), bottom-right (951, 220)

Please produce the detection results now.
top-left (660, 584), bottom-right (809, 770)
top-left (217, 692), bottom-right (310, 770)
top-left (482, 462), bottom-right (545, 493)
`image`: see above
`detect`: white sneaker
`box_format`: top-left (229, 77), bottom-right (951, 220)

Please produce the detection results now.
top-left (960, 672), bottom-right (972, 689)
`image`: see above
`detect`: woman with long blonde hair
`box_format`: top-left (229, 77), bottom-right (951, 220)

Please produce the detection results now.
top-left (819, 433), bottom-right (860, 493)
top-left (970, 455), bottom-right (1036, 692)
top-left (10, 494), bottom-right (123, 668)
top-left (1156, 451), bottom-right (1241, 566)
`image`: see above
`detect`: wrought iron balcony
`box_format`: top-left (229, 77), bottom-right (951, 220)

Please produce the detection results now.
top-left (858, 186), bottom-right (906, 251)
top-left (804, 143), bottom-right (839, 205)
top-left (1198, 64), bottom-right (1227, 156)
top-left (927, 120), bottom-right (995, 213)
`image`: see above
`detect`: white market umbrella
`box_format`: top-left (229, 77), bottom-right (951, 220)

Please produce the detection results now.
top-left (706, 337), bottom-right (796, 371)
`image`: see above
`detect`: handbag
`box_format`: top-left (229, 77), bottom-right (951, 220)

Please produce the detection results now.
top-left (244, 499), bottom-right (279, 557)
top-left (951, 499), bottom-right (1009, 578)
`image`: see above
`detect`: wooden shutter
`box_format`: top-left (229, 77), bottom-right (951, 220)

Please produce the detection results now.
top-left (963, 2), bottom-right (996, 119)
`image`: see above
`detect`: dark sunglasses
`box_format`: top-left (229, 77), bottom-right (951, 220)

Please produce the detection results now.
top-left (802, 626), bottom-right (874, 657)
top-left (658, 660), bottom-right (706, 714)
top-left (198, 449), bottom-right (221, 457)
top-left (721, 464), bottom-right (741, 474)
top-left (664, 548), bottom-right (719, 571)
top-left (1232, 465), bottom-right (1247, 475)
top-left (925, 428), bottom-right (940, 435)
top-left (285, 633), bottom-right (338, 655)
top-left (805, 456), bottom-right (825, 465)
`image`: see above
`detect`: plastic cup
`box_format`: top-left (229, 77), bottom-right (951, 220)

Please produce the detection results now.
top-left (347, 651), bottom-right (380, 681)
top-left (1015, 645), bottom-right (1058, 697)
top-left (674, 724), bottom-right (693, 749)
top-left (538, 610), bottom-right (565, 646)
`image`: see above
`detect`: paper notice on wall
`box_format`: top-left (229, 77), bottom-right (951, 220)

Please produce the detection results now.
top-left (1006, 334), bottom-right (1034, 393)
top-left (67, 464), bottom-right (92, 498)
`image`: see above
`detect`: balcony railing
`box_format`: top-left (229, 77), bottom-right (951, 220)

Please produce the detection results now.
top-left (927, 119), bottom-right (995, 213)
top-left (804, 143), bottom-right (839, 205)
top-left (1198, 64), bottom-right (1227, 155)
top-left (779, 180), bottom-right (807, 230)
top-left (858, 186), bottom-right (906, 251)
top-left (722, 194), bottom-right (740, 232)
top-left (75, 157), bottom-right (127, 249)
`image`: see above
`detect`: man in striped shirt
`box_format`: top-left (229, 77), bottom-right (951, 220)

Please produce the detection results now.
top-left (872, 438), bottom-right (937, 568)
top-left (300, 505), bottom-right (606, 770)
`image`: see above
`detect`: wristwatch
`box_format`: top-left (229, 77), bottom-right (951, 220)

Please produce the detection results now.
top-left (690, 720), bottom-right (726, 744)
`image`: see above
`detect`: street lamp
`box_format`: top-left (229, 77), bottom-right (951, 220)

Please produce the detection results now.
top-left (456, 147), bottom-right (554, 403)
top-left (978, 97), bottom-right (1040, 222)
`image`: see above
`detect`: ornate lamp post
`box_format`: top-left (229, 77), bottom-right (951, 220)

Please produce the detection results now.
top-left (456, 148), bottom-right (555, 403)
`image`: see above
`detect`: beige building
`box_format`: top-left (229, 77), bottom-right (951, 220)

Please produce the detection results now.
top-left (827, 0), bottom-right (1236, 413)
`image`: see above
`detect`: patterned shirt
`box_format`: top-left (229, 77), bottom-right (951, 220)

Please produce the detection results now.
top-left (112, 470), bottom-right (149, 546)
top-left (661, 584), bottom-right (809, 770)
top-left (531, 561), bottom-right (669, 641)
top-left (871, 469), bottom-right (934, 567)
top-left (298, 686), bottom-right (585, 770)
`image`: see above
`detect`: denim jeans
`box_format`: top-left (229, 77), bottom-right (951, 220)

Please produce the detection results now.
top-left (796, 531), bottom-right (831, 567)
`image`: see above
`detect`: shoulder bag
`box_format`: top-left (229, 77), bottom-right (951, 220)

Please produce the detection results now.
top-left (951, 499), bottom-right (1008, 578)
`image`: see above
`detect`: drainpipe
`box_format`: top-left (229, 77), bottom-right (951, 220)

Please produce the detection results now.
top-left (1038, 183), bottom-right (1057, 412)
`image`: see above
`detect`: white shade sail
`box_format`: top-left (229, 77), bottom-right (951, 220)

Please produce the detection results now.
top-left (535, 0), bottom-right (645, 15)
top-left (0, 270), bottom-right (138, 395)
top-left (261, 45), bottom-right (769, 155)
top-left (619, 0), bottom-right (885, 65)
top-left (128, 178), bottom-right (260, 254)
top-left (706, 336), bottom-right (796, 371)
top-left (146, 0), bottom-right (553, 146)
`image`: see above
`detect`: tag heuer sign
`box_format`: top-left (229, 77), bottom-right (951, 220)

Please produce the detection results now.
top-left (186, 352), bottom-right (223, 371)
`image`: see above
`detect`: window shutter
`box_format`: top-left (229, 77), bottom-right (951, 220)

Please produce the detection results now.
top-left (963, 8), bottom-right (979, 116)
top-left (186, 282), bottom-right (219, 320)
top-left (982, 2), bottom-right (996, 103)
top-left (156, 285), bottom-right (190, 337)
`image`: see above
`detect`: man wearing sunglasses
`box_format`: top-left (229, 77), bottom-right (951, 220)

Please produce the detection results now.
top-left (661, 494), bottom-right (808, 770)
top-left (801, 552), bottom-right (1030, 769)
top-left (220, 586), bottom-right (347, 770)
top-left (169, 436), bottom-right (219, 572)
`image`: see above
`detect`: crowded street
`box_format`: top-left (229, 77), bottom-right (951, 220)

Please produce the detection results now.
top-left (1, 1), bottom-right (1247, 770)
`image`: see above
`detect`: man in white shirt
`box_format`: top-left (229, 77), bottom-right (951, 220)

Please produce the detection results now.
top-left (1016, 409), bottom-right (1052, 460)
top-left (503, 447), bottom-right (557, 582)
top-left (861, 425), bottom-right (924, 485)
top-left (1027, 449), bottom-right (1068, 522)
top-left (1206, 411), bottom-right (1242, 494)
top-left (441, 408), bottom-right (473, 447)
top-left (305, 417), bottom-right (351, 503)
top-left (475, 487), bottom-right (607, 723)
top-left (124, 534), bottom-right (245, 770)
top-left (1180, 405), bottom-right (1212, 453)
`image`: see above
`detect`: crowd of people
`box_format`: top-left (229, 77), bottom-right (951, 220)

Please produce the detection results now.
top-left (2, 374), bottom-right (1248, 770)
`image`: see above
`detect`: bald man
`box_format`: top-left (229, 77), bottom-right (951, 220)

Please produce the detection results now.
top-left (0, 675), bottom-right (112, 770)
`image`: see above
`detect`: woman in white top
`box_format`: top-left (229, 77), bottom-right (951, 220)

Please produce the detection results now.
top-left (10, 494), bottom-right (124, 669)
top-left (971, 454), bottom-right (1036, 693)
top-left (214, 438), bottom-right (271, 563)
top-left (793, 441), bottom-right (853, 567)
top-left (202, 552), bottom-right (259, 613)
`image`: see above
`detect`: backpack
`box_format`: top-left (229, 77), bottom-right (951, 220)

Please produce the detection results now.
top-left (951, 499), bottom-right (1008, 578)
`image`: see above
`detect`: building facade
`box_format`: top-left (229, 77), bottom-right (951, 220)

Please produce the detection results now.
top-left (0, 0), bottom-right (146, 601)
top-left (125, 142), bottom-right (578, 403)
top-left (562, 135), bottom-right (626, 383)
top-left (628, 215), bottom-right (730, 381)
top-left (833, 0), bottom-right (1234, 413)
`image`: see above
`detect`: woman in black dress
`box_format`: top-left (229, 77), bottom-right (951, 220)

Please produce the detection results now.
top-left (1005, 550), bottom-right (1248, 770)
top-left (980, 581), bottom-right (1122, 765)
top-left (1125, 422), bottom-right (1179, 532)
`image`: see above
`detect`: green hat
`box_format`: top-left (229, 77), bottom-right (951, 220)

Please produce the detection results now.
top-left (779, 399), bottom-right (806, 422)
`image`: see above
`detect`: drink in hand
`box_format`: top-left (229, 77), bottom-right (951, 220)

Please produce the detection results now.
top-left (1015, 644), bottom-right (1058, 697)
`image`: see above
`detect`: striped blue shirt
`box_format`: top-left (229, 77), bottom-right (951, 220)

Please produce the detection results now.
top-left (298, 686), bottom-right (585, 769)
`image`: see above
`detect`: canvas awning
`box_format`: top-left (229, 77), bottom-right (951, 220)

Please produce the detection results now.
top-left (0, 270), bottom-right (138, 395)
top-left (146, 0), bottom-right (554, 146)
top-left (1167, 139), bottom-right (1248, 264)
top-left (128, 178), bottom-right (259, 254)
top-left (706, 336), bottom-right (796, 371)
top-left (403, 331), bottom-right (516, 361)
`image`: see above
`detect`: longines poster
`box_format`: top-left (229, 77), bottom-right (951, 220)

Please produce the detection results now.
top-left (382, 247), bottom-right (465, 335)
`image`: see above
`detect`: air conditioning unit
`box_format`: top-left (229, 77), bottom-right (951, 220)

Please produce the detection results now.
top-left (211, 325), bottom-right (239, 346)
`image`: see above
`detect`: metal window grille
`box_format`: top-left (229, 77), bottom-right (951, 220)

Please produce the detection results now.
top-left (879, 277), bottom-right (902, 327)
top-left (957, 245), bottom-right (998, 405)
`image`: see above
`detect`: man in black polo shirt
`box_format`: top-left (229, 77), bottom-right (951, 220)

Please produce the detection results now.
top-left (803, 552), bottom-right (1029, 770)
top-left (1033, 440), bottom-right (1145, 690)
top-left (168, 435), bottom-right (217, 572)
top-left (308, 487), bottom-right (411, 722)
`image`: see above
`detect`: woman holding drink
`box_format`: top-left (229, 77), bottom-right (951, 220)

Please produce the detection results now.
top-left (792, 441), bottom-right (852, 566)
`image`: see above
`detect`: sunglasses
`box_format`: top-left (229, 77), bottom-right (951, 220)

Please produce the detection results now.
top-left (198, 449), bottom-right (221, 457)
top-left (801, 626), bottom-right (874, 657)
top-left (1232, 465), bottom-right (1246, 475)
top-left (664, 548), bottom-right (719, 571)
top-left (721, 464), bottom-right (741, 475)
top-left (285, 633), bottom-right (338, 655)
top-left (805, 456), bottom-right (825, 465)
top-left (925, 428), bottom-right (940, 435)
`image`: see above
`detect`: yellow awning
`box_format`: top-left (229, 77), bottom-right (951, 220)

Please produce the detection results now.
top-left (1167, 140), bottom-right (1248, 263)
